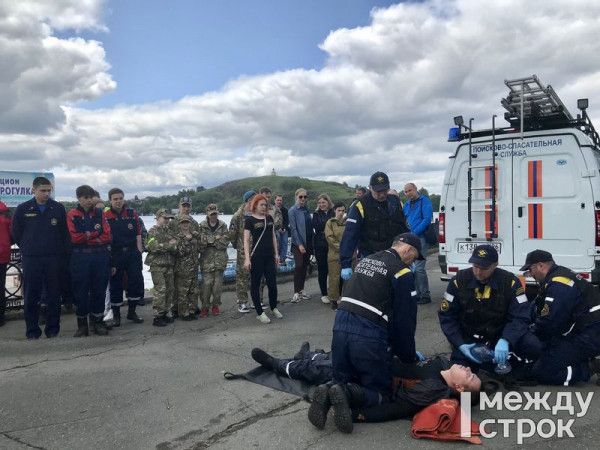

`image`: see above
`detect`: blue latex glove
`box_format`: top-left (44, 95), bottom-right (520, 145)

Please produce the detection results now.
top-left (459, 343), bottom-right (482, 364)
top-left (415, 351), bottom-right (425, 361)
top-left (494, 338), bottom-right (509, 365)
top-left (341, 268), bottom-right (353, 280)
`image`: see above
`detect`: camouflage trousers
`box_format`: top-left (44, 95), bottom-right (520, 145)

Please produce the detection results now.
top-left (150, 268), bottom-right (174, 318)
top-left (175, 276), bottom-right (198, 317)
top-left (202, 270), bottom-right (224, 308)
top-left (235, 254), bottom-right (249, 304)
top-left (172, 273), bottom-right (203, 313)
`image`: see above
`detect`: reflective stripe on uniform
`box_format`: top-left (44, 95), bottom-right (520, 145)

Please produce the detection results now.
top-left (346, 218), bottom-right (357, 223)
top-left (590, 305), bottom-right (600, 313)
top-left (545, 297), bottom-right (554, 302)
top-left (395, 268), bottom-right (411, 278)
top-left (552, 276), bottom-right (575, 287)
top-left (517, 294), bottom-right (528, 304)
top-left (285, 361), bottom-right (293, 378)
top-left (411, 291), bottom-right (417, 297)
top-left (564, 366), bottom-right (572, 386)
top-left (356, 202), bottom-right (364, 218)
top-left (444, 292), bottom-right (454, 302)
top-left (340, 297), bottom-right (388, 322)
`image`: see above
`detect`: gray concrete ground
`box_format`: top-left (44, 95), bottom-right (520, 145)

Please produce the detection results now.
top-left (1, 255), bottom-right (600, 449)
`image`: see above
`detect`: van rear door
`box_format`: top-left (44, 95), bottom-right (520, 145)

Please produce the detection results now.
top-left (512, 133), bottom-right (596, 271)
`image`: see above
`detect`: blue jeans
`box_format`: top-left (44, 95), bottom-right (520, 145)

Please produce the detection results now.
top-left (413, 237), bottom-right (430, 301)
top-left (277, 230), bottom-right (288, 263)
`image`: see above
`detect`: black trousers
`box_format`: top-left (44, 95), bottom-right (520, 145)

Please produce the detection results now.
top-left (0, 263), bottom-right (6, 319)
top-left (250, 253), bottom-right (277, 315)
top-left (314, 245), bottom-right (328, 296)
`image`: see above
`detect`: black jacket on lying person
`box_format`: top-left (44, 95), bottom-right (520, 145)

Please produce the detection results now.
top-left (353, 357), bottom-right (456, 423)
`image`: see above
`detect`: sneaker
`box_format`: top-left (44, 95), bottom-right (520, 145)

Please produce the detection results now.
top-left (300, 290), bottom-right (311, 300)
top-left (199, 308), bottom-right (209, 318)
top-left (321, 296), bottom-right (330, 304)
top-left (272, 308), bottom-right (283, 319)
top-left (291, 293), bottom-right (301, 304)
top-left (249, 302), bottom-right (266, 309)
top-left (329, 384), bottom-right (353, 434)
top-left (308, 384), bottom-right (331, 430)
top-left (256, 312), bottom-right (271, 324)
top-left (238, 303), bottom-right (250, 313)
top-left (212, 306), bottom-right (221, 316)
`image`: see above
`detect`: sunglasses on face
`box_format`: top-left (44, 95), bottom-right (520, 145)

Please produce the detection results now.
top-left (298, 195), bottom-right (307, 199)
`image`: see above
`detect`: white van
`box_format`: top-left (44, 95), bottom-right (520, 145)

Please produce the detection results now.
top-left (438, 75), bottom-right (600, 285)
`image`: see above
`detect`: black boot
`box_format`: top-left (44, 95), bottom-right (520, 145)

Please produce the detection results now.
top-left (73, 317), bottom-right (89, 337)
top-left (329, 384), bottom-right (353, 434)
top-left (91, 316), bottom-right (108, 336)
top-left (345, 383), bottom-right (366, 408)
top-left (127, 304), bottom-right (144, 323)
top-left (308, 384), bottom-right (331, 430)
top-left (112, 306), bottom-right (121, 327)
top-left (294, 341), bottom-right (311, 360)
top-left (153, 316), bottom-right (167, 327)
top-left (251, 348), bottom-right (280, 372)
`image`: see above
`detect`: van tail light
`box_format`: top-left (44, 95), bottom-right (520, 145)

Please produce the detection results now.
top-left (448, 266), bottom-right (458, 274)
top-left (438, 212), bottom-right (446, 244)
top-left (596, 210), bottom-right (600, 246)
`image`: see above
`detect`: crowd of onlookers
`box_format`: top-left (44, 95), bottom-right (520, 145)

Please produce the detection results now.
top-left (1, 178), bottom-right (394, 335)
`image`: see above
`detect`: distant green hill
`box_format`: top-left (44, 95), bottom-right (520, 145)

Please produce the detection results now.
top-left (130, 175), bottom-right (359, 215)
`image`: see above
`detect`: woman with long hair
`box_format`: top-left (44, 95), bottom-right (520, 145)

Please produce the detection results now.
top-left (288, 188), bottom-right (313, 303)
top-left (243, 194), bottom-right (282, 324)
top-left (312, 193), bottom-right (334, 303)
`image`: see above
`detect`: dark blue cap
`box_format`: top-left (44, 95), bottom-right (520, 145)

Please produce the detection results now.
top-left (469, 245), bottom-right (498, 268)
top-left (395, 232), bottom-right (425, 260)
top-left (243, 190), bottom-right (256, 203)
top-left (520, 250), bottom-right (553, 271)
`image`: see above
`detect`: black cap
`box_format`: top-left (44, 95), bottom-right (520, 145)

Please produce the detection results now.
top-left (395, 233), bottom-right (425, 260)
top-left (468, 245), bottom-right (498, 268)
top-left (369, 171), bottom-right (390, 192)
top-left (520, 250), bottom-right (553, 271)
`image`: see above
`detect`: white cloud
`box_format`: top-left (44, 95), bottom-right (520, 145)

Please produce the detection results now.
top-left (1, 0), bottom-right (600, 202)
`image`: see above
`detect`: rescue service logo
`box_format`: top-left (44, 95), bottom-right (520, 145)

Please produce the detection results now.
top-left (460, 391), bottom-right (594, 444)
top-left (94, 223), bottom-right (101, 230)
top-left (377, 175), bottom-right (385, 182)
top-left (440, 299), bottom-right (450, 312)
top-left (127, 223), bottom-right (133, 229)
top-left (50, 218), bottom-right (57, 226)
top-left (478, 249), bottom-right (488, 257)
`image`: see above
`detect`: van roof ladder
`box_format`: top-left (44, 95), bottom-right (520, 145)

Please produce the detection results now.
top-left (502, 75), bottom-right (574, 133)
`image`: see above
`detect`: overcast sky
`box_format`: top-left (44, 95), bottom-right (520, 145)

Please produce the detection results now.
top-left (1, 0), bottom-right (599, 201)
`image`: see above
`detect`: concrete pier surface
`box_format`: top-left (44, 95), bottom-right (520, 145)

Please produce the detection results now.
top-left (2, 255), bottom-right (600, 449)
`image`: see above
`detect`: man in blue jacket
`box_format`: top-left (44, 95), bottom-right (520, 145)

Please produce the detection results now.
top-left (12, 177), bottom-right (69, 339)
top-left (403, 183), bottom-right (433, 304)
top-left (339, 172), bottom-right (408, 281)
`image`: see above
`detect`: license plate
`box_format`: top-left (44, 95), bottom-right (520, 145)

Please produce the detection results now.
top-left (457, 242), bottom-right (502, 253)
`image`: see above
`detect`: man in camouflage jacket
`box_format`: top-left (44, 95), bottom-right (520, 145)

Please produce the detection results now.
top-left (199, 204), bottom-right (230, 316)
top-left (174, 215), bottom-right (199, 321)
top-left (145, 209), bottom-right (178, 326)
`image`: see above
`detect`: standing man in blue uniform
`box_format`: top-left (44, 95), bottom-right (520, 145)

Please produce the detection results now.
top-left (328, 233), bottom-right (424, 433)
top-left (339, 171), bottom-right (408, 281)
top-left (520, 250), bottom-right (600, 385)
top-left (12, 177), bottom-right (69, 339)
top-left (67, 185), bottom-right (112, 337)
top-left (438, 245), bottom-right (535, 370)
top-left (105, 188), bottom-right (144, 326)
top-left (403, 183), bottom-right (433, 304)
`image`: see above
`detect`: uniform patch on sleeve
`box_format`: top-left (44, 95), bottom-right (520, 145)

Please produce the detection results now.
top-left (515, 287), bottom-right (525, 296)
top-left (540, 304), bottom-right (550, 316)
top-left (411, 291), bottom-right (417, 297)
top-left (517, 294), bottom-right (528, 304)
top-left (440, 299), bottom-right (450, 312)
top-left (356, 202), bottom-right (364, 218)
top-left (346, 218), bottom-right (357, 224)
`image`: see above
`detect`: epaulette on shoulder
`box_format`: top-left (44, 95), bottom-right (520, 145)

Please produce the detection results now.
top-left (551, 276), bottom-right (575, 287)
top-left (395, 268), bottom-right (411, 278)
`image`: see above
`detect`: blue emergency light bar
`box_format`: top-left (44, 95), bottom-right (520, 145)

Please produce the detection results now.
top-left (448, 127), bottom-right (461, 141)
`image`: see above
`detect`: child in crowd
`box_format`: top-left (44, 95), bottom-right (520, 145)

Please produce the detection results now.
top-left (174, 215), bottom-right (200, 321)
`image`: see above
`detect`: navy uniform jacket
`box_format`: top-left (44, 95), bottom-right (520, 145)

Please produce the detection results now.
top-left (438, 269), bottom-right (531, 348)
top-left (105, 207), bottom-right (141, 248)
top-left (12, 198), bottom-right (69, 257)
top-left (336, 248), bottom-right (418, 363)
top-left (533, 264), bottom-right (589, 341)
top-left (339, 193), bottom-right (404, 269)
